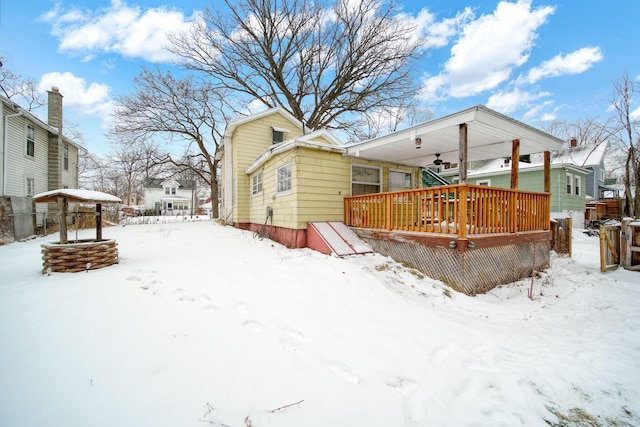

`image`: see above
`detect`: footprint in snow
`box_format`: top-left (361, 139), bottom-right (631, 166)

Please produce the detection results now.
top-left (379, 373), bottom-right (417, 396)
top-left (242, 320), bottom-right (265, 333)
top-left (327, 361), bottom-right (361, 385)
top-left (279, 328), bottom-right (304, 352)
top-left (200, 294), bottom-right (220, 312)
top-left (172, 289), bottom-right (195, 302)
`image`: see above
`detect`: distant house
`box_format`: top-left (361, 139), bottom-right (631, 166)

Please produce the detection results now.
top-left (142, 178), bottom-right (196, 215)
top-left (1, 87), bottom-right (80, 235)
top-left (440, 157), bottom-right (589, 227)
top-left (551, 140), bottom-right (616, 199)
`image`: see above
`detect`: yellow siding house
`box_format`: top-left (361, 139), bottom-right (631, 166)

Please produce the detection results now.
top-left (220, 108), bottom-right (419, 247)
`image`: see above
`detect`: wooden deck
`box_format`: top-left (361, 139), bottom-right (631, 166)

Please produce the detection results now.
top-left (344, 184), bottom-right (551, 239)
top-left (344, 185), bottom-right (552, 294)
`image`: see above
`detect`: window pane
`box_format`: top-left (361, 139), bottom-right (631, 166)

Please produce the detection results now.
top-left (352, 165), bottom-right (380, 195)
top-left (277, 164), bottom-right (291, 193)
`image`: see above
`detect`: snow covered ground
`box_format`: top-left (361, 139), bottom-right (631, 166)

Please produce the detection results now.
top-left (0, 218), bottom-right (638, 427)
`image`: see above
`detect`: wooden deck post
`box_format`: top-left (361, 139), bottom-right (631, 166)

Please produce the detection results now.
top-left (459, 124), bottom-right (468, 184)
top-left (543, 151), bottom-right (551, 193)
top-left (510, 139), bottom-right (520, 189)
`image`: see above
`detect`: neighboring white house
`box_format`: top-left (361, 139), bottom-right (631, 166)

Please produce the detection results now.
top-left (1, 87), bottom-right (81, 228)
top-left (142, 178), bottom-right (196, 215)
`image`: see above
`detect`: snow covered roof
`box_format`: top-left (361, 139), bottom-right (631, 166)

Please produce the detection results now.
top-left (466, 158), bottom-right (590, 178)
top-left (546, 142), bottom-right (608, 168)
top-left (245, 134), bottom-right (346, 174)
top-left (33, 189), bottom-right (122, 204)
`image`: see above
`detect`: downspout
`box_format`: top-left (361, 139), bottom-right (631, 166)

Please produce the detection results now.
top-left (3, 109), bottom-right (24, 195)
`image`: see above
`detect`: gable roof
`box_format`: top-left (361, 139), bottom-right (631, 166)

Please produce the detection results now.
top-left (345, 105), bottom-right (564, 167)
top-left (1, 94), bottom-right (82, 150)
top-left (461, 158), bottom-right (589, 179)
top-left (224, 107), bottom-right (305, 140)
top-left (143, 178), bottom-right (196, 190)
top-left (548, 142), bottom-right (608, 168)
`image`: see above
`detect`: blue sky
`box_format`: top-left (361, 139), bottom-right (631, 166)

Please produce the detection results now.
top-left (1, 0), bottom-right (638, 156)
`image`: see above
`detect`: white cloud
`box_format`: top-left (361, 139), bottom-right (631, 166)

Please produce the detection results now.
top-left (38, 71), bottom-right (114, 117)
top-left (524, 47), bottom-right (603, 84)
top-left (417, 0), bottom-right (555, 102)
top-left (400, 7), bottom-right (474, 50)
top-left (446, 0), bottom-right (555, 97)
top-left (40, 0), bottom-right (200, 63)
top-left (486, 87), bottom-right (550, 114)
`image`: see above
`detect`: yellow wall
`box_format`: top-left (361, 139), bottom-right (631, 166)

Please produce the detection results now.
top-left (224, 109), bottom-right (419, 230)
top-left (248, 145), bottom-right (419, 230)
top-left (230, 113), bottom-right (304, 223)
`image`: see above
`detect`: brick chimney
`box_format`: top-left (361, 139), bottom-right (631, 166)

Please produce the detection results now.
top-left (47, 86), bottom-right (63, 133)
top-left (570, 138), bottom-right (577, 147)
top-left (47, 87), bottom-right (64, 191)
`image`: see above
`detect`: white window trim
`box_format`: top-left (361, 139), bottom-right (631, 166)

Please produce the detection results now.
top-left (476, 179), bottom-right (491, 186)
top-left (251, 170), bottom-right (263, 196)
top-left (25, 177), bottom-right (35, 196)
top-left (276, 162), bottom-right (292, 196)
top-left (351, 164), bottom-right (382, 195)
top-left (566, 173), bottom-right (573, 195)
top-left (389, 170), bottom-right (413, 192)
top-left (63, 144), bottom-right (69, 171)
top-left (26, 124), bottom-right (35, 158)
top-left (574, 175), bottom-right (581, 196)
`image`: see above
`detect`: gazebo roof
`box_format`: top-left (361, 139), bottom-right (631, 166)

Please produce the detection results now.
top-left (33, 189), bottom-right (122, 204)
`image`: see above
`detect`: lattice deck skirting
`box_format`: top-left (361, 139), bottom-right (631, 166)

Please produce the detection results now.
top-left (41, 239), bottom-right (119, 273)
top-left (355, 230), bottom-right (550, 295)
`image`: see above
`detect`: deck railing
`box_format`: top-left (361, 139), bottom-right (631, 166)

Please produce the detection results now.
top-left (344, 184), bottom-right (551, 238)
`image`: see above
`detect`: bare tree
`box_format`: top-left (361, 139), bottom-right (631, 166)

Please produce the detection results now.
top-left (169, 0), bottom-right (425, 137)
top-left (109, 65), bottom-right (228, 218)
top-left (543, 116), bottom-right (612, 147)
top-left (609, 73), bottom-right (640, 217)
top-left (351, 102), bottom-right (434, 142)
top-left (0, 57), bottom-right (46, 111)
top-left (108, 138), bottom-right (166, 205)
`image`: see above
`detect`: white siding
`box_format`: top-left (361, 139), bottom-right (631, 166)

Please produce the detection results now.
top-left (5, 116), bottom-right (49, 197)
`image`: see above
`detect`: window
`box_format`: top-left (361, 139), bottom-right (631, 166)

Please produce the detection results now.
top-left (63, 144), bottom-right (69, 170)
top-left (164, 187), bottom-right (177, 195)
top-left (272, 130), bottom-right (285, 144)
top-left (600, 169), bottom-right (605, 182)
top-left (351, 165), bottom-right (381, 195)
top-left (574, 176), bottom-right (581, 196)
top-left (26, 125), bottom-right (35, 157)
top-left (566, 173), bottom-right (573, 195)
top-left (26, 177), bottom-right (35, 196)
top-left (251, 170), bottom-right (263, 195)
top-left (476, 179), bottom-right (491, 186)
top-left (276, 163), bottom-right (292, 194)
top-left (389, 171), bottom-right (412, 191)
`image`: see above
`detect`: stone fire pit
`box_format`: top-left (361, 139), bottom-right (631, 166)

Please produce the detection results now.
top-left (33, 189), bottom-right (122, 274)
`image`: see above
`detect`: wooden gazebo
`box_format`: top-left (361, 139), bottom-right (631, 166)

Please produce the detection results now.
top-left (33, 189), bottom-right (122, 273)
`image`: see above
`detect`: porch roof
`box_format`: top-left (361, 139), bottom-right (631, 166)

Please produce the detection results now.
top-left (345, 105), bottom-right (564, 167)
